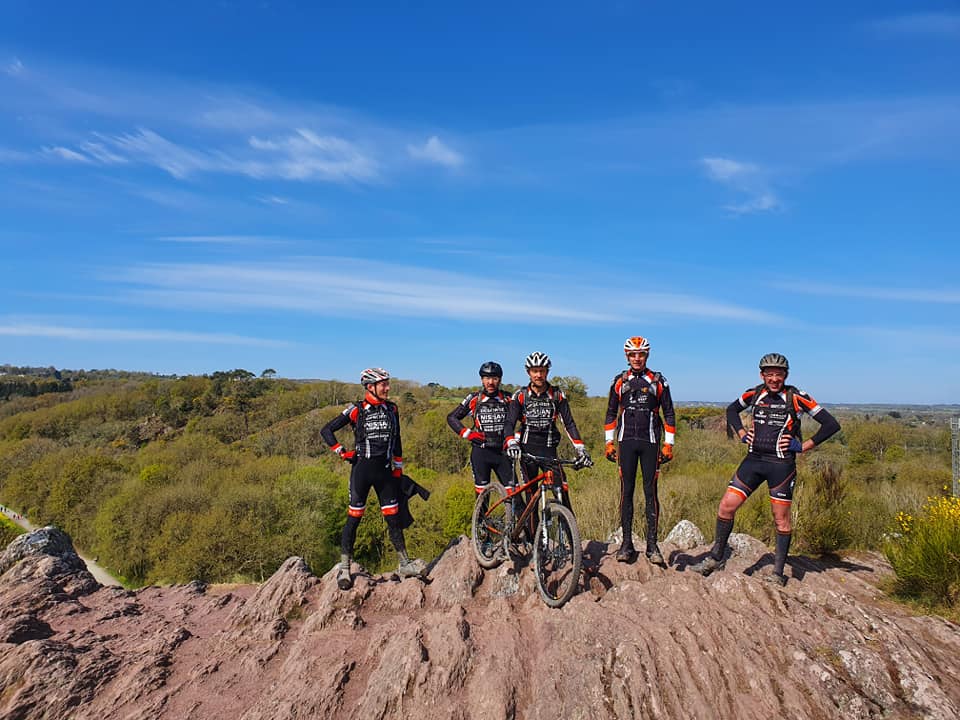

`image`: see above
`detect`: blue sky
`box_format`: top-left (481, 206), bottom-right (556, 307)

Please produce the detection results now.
top-left (1, 2), bottom-right (959, 403)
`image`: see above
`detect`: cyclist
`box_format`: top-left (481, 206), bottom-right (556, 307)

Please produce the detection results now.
top-left (320, 367), bottom-right (426, 590)
top-left (447, 361), bottom-right (515, 495)
top-left (690, 353), bottom-right (840, 586)
top-left (604, 336), bottom-right (676, 565)
top-left (503, 352), bottom-right (593, 514)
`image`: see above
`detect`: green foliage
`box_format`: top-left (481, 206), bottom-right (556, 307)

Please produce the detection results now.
top-left (551, 376), bottom-right (588, 402)
top-left (0, 513), bottom-right (25, 547)
top-left (442, 482), bottom-right (475, 538)
top-left (886, 495), bottom-right (960, 607)
top-left (794, 460), bottom-right (851, 554)
top-left (846, 420), bottom-right (903, 462)
top-left (1, 370), bottom-right (954, 590)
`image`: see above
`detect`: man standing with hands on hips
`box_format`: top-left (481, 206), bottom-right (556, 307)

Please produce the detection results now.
top-left (690, 353), bottom-right (840, 586)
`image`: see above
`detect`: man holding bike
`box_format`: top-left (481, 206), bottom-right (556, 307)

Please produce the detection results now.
top-left (503, 352), bottom-right (593, 513)
top-left (320, 367), bottom-right (426, 590)
top-left (690, 353), bottom-right (840, 586)
top-left (604, 336), bottom-right (676, 565)
top-left (447, 361), bottom-right (515, 495)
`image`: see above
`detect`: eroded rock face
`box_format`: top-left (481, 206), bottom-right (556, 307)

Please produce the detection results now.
top-left (1, 524), bottom-right (960, 719)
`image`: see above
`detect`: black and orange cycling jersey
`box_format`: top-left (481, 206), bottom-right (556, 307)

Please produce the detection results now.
top-left (321, 393), bottom-right (403, 470)
top-left (726, 385), bottom-right (840, 463)
top-left (502, 384), bottom-right (585, 451)
top-left (446, 390), bottom-right (512, 451)
top-left (604, 368), bottom-right (676, 445)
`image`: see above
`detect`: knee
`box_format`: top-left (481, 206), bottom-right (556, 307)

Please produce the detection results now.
top-left (773, 513), bottom-right (792, 533)
top-left (718, 494), bottom-right (741, 519)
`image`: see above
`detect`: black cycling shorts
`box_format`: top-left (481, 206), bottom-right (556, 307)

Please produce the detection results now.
top-left (727, 456), bottom-right (796, 505)
top-left (471, 445), bottom-right (514, 492)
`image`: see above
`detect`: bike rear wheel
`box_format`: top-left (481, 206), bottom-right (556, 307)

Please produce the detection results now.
top-left (471, 482), bottom-right (509, 569)
top-left (532, 502), bottom-right (582, 608)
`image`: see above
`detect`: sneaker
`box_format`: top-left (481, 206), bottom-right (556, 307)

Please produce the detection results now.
top-left (763, 571), bottom-right (787, 587)
top-left (645, 545), bottom-right (665, 566)
top-left (615, 544), bottom-right (635, 563)
top-left (397, 557), bottom-right (426, 578)
top-left (336, 564), bottom-right (353, 590)
top-left (689, 555), bottom-right (724, 577)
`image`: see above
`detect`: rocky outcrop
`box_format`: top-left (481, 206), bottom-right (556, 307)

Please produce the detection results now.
top-left (1, 525), bottom-right (959, 719)
top-left (663, 519), bottom-right (705, 550)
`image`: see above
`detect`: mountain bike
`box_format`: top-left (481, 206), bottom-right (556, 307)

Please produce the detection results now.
top-left (471, 453), bottom-right (586, 608)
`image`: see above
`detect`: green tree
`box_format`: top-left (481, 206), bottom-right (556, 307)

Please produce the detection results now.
top-left (848, 421), bottom-right (902, 462)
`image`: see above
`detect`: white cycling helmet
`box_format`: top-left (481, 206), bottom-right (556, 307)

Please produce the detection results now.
top-left (360, 367), bottom-right (390, 386)
top-left (624, 336), bottom-right (650, 354)
top-left (524, 351), bottom-right (551, 369)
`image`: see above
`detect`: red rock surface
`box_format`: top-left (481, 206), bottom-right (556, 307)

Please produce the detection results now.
top-left (2, 526), bottom-right (959, 719)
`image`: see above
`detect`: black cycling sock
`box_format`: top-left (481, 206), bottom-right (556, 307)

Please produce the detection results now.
top-left (712, 517), bottom-right (734, 561)
top-left (385, 514), bottom-right (406, 554)
top-left (774, 531), bottom-right (792, 575)
top-left (341, 515), bottom-right (361, 556)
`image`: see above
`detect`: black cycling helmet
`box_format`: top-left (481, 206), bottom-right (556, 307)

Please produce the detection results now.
top-left (758, 353), bottom-right (789, 372)
top-left (479, 361), bottom-right (503, 378)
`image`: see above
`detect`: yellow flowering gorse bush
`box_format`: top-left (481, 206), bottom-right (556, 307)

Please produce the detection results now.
top-left (886, 492), bottom-right (960, 606)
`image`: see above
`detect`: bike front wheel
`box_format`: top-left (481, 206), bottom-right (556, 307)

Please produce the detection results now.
top-left (532, 501), bottom-right (582, 608)
top-left (471, 482), bottom-right (509, 569)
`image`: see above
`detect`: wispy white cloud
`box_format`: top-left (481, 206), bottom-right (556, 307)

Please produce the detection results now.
top-left (157, 235), bottom-right (291, 247)
top-left (407, 135), bottom-right (464, 168)
top-left (701, 156), bottom-right (781, 215)
top-left (95, 129), bottom-right (208, 178)
top-left (3, 57), bottom-right (24, 76)
top-left (108, 257), bottom-right (781, 325)
top-left (42, 146), bottom-right (95, 163)
top-left (3, 60), bottom-right (465, 185)
top-left (47, 127), bottom-right (380, 183)
top-left (79, 140), bottom-right (128, 164)
top-left (702, 157), bottom-right (757, 181)
top-left (122, 184), bottom-right (206, 209)
top-left (0, 321), bottom-right (288, 346)
top-left (257, 195), bottom-right (290, 205)
top-left (869, 12), bottom-right (960, 37)
top-left (775, 281), bottom-right (960, 304)
top-left (725, 192), bottom-right (780, 215)
top-left (0, 147), bottom-right (31, 163)
top-left (245, 129), bottom-right (378, 181)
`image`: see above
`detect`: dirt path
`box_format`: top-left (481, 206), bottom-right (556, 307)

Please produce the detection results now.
top-left (1, 502), bottom-right (121, 586)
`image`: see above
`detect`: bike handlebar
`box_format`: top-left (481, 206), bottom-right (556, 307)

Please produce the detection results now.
top-left (520, 453), bottom-right (587, 470)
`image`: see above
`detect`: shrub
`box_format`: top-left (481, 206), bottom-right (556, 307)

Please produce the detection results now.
top-left (885, 495), bottom-right (960, 606)
top-left (0, 513), bottom-right (24, 547)
top-left (794, 460), bottom-right (851, 554)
